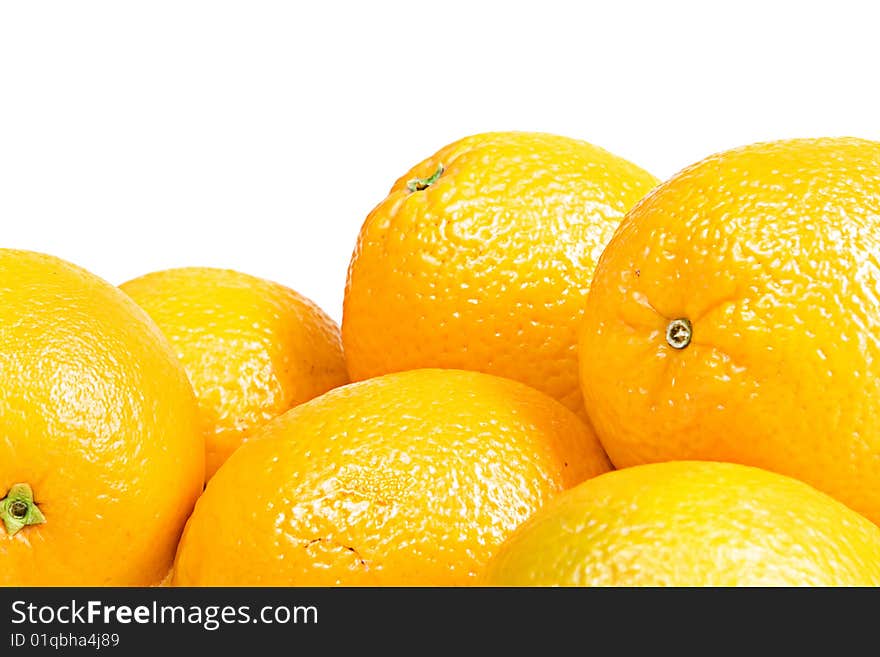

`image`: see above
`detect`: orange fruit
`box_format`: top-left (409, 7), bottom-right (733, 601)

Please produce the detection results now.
top-left (578, 137), bottom-right (880, 524)
top-left (120, 267), bottom-right (348, 480)
top-left (482, 461), bottom-right (880, 586)
top-left (343, 131), bottom-right (658, 419)
top-left (0, 249), bottom-right (204, 586)
top-left (171, 368), bottom-right (611, 586)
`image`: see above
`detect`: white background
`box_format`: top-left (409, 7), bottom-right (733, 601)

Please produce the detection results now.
top-left (2, 1), bottom-right (878, 322)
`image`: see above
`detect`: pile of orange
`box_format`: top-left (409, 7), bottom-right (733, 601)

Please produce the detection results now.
top-left (4, 132), bottom-right (880, 587)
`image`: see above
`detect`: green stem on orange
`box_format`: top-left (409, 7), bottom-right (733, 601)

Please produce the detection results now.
top-left (0, 483), bottom-right (46, 536)
top-left (406, 163), bottom-right (445, 192)
top-left (666, 318), bottom-right (693, 350)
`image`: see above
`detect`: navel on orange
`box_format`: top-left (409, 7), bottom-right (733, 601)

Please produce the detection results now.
top-left (343, 131), bottom-right (658, 419)
top-left (120, 267), bottom-right (348, 480)
top-left (579, 137), bottom-right (880, 524)
top-left (172, 368), bottom-right (611, 586)
top-left (0, 250), bottom-right (204, 585)
top-left (482, 461), bottom-right (880, 586)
